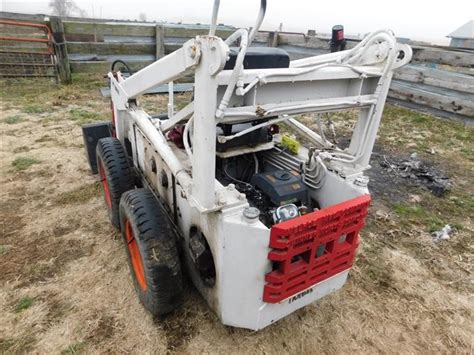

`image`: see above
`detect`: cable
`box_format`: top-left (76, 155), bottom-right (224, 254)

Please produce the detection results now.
top-left (253, 153), bottom-right (259, 174)
top-left (111, 59), bottom-right (132, 74)
top-left (223, 160), bottom-right (254, 190)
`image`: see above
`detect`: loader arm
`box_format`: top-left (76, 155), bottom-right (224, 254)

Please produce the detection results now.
top-left (108, 39), bottom-right (202, 110)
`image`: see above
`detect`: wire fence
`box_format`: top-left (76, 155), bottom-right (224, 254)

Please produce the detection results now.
top-left (0, 20), bottom-right (58, 79)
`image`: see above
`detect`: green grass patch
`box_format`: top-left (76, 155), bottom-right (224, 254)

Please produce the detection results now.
top-left (3, 115), bottom-right (23, 124)
top-left (71, 73), bottom-right (105, 89)
top-left (23, 104), bottom-right (44, 114)
top-left (0, 245), bottom-right (11, 255)
top-left (0, 336), bottom-right (36, 353)
top-left (54, 182), bottom-right (101, 205)
top-left (393, 203), bottom-right (444, 232)
top-left (61, 342), bottom-right (85, 355)
top-left (69, 108), bottom-right (103, 125)
top-left (12, 157), bottom-right (40, 171)
top-left (410, 112), bottom-right (430, 124)
top-left (0, 75), bottom-right (105, 114)
top-left (25, 262), bottom-right (50, 280)
top-left (41, 115), bottom-right (62, 125)
top-left (393, 204), bottom-right (426, 218)
top-left (14, 296), bottom-right (34, 313)
top-left (0, 338), bottom-right (16, 353)
top-left (380, 105), bottom-right (474, 159)
top-left (451, 194), bottom-right (474, 211)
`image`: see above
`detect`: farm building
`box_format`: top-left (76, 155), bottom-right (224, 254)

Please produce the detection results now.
top-left (447, 20), bottom-right (474, 49)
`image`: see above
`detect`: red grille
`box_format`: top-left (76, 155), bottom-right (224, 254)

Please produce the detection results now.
top-left (263, 194), bottom-right (371, 303)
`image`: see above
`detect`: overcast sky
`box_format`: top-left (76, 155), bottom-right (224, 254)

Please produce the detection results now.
top-left (2, 0), bottom-right (473, 44)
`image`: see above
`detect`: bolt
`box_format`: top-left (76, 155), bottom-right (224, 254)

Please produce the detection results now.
top-left (218, 194), bottom-right (226, 205)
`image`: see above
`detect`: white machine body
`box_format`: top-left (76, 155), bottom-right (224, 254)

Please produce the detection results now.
top-left (108, 0), bottom-right (412, 330)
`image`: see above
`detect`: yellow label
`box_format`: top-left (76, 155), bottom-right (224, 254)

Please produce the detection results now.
top-left (281, 135), bottom-right (300, 155)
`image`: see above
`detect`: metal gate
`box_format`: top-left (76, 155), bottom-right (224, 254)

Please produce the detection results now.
top-left (0, 19), bottom-right (58, 79)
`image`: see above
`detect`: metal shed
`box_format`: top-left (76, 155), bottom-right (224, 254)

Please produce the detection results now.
top-left (447, 20), bottom-right (474, 49)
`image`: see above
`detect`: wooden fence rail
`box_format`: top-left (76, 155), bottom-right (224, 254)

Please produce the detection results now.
top-left (393, 65), bottom-right (474, 93)
top-left (1, 11), bottom-right (472, 123)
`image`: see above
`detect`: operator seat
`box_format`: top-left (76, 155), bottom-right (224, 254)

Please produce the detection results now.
top-left (224, 47), bottom-right (290, 70)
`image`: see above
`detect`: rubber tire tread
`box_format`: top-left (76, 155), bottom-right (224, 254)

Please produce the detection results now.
top-left (119, 188), bottom-right (183, 316)
top-left (96, 137), bottom-right (134, 228)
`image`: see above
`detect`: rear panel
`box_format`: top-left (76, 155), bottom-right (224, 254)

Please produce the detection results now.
top-left (264, 194), bottom-right (371, 303)
top-left (217, 194), bottom-right (371, 330)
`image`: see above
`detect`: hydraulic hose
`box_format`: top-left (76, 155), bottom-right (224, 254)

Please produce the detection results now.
top-left (209, 0), bottom-right (220, 36)
top-left (209, 0), bottom-right (267, 119)
top-left (183, 116), bottom-right (194, 158)
top-left (248, 0), bottom-right (266, 45)
top-left (209, 0), bottom-right (266, 46)
top-left (215, 29), bottom-right (249, 119)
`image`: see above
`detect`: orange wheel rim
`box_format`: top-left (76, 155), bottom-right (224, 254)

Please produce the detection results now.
top-left (125, 220), bottom-right (147, 291)
top-left (98, 160), bottom-right (112, 209)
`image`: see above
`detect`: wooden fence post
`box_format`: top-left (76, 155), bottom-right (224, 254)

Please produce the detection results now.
top-left (268, 23), bottom-right (282, 47)
top-left (268, 30), bottom-right (279, 47)
top-left (50, 16), bottom-right (72, 84)
top-left (155, 24), bottom-right (165, 59)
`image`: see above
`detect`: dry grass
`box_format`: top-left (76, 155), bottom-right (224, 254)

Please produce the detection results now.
top-left (0, 75), bottom-right (473, 354)
top-left (54, 182), bottom-right (101, 206)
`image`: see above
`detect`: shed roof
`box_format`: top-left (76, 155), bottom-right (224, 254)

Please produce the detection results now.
top-left (447, 20), bottom-right (474, 39)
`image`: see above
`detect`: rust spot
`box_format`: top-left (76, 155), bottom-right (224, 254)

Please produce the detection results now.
top-left (256, 106), bottom-right (266, 118)
top-left (190, 45), bottom-right (197, 58)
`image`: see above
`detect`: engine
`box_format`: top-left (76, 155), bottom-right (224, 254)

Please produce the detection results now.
top-left (216, 153), bottom-right (312, 227)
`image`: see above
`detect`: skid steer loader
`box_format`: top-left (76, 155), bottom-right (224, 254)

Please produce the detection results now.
top-left (82, 0), bottom-right (411, 330)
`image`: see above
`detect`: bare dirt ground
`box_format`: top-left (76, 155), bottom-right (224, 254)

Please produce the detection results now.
top-left (1, 76), bottom-right (473, 354)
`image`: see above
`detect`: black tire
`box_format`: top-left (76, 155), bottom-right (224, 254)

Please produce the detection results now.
top-left (96, 137), bottom-right (134, 228)
top-left (119, 188), bottom-right (183, 316)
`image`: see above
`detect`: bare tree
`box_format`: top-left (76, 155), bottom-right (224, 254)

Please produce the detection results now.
top-left (138, 13), bottom-right (147, 22)
top-left (77, 8), bottom-right (88, 18)
top-left (49, 0), bottom-right (88, 18)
